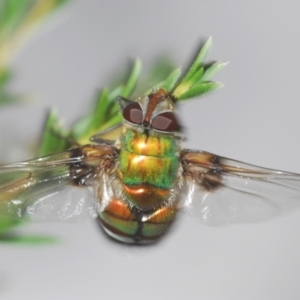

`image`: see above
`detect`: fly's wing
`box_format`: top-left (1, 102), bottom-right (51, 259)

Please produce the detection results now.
top-left (181, 149), bottom-right (300, 226)
top-left (0, 144), bottom-right (115, 222)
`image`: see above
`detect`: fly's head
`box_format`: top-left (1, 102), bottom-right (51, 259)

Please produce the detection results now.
top-left (120, 89), bottom-right (182, 137)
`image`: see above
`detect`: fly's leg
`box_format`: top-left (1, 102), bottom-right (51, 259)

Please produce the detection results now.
top-left (90, 123), bottom-right (123, 145)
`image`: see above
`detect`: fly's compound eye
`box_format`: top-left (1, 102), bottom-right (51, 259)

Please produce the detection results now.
top-left (123, 102), bottom-right (143, 125)
top-left (151, 112), bottom-right (180, 132)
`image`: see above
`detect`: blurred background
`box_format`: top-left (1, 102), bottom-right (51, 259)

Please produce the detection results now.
top-left (1, 1), bottom-right (300, 299)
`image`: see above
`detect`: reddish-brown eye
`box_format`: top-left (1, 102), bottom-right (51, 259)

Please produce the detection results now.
top-left (123, 102), bottom-right (143, 125)
top-left (151, 112), bottom-right (180, 132)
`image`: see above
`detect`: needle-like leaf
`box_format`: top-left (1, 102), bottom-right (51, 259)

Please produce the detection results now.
top-left (153, 68), bottom-right (182, 92)
top-left (0, 215), bottom-right (56, 244)
top-left (172, 37), bottom-right (227, 101)
top-left (38, 110), bottom-right (69, 156)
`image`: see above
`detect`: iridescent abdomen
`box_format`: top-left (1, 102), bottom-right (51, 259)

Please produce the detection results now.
top-left (98, 129), bottom-right (182, 243)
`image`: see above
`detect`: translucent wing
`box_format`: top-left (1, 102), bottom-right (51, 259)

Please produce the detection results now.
top-left (0, 145), bottom-right (115, 222)
top-left (181, 149), bottom-right (300, 226)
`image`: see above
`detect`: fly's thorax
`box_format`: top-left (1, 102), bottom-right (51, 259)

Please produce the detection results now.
top-left (120, 127), bottom-right (182, 157)
top-left (116, 127), bottom-right (182, 210)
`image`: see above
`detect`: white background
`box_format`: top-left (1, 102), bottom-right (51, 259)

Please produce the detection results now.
top-left (1, 1), bottom-right (300, 299)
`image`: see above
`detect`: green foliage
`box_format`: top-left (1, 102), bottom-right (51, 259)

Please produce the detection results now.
top-left (0, 68), bottom-right (19, 105)
top-left (150, 68), bottom-right (182, 93)
top-left (38, 110), bottom-right (69, 156)
top-left (38, 59), bottom-right (142, 156)
top-left (38, 37), bottom-right (226, 155)
top-left (0, 0), bottom-right (69, 108)
top-left (172, 37), bottom-right (227, 101)
top-left (72, 59), bottom-right (142, 143)
top-left (0, 215), bottom-right (56, 244)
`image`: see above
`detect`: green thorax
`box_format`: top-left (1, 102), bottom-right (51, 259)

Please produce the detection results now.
top-left (118, 129), bottom-right (180, 189)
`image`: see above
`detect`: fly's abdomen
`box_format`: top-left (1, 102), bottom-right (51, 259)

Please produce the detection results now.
top-left (99, 199), bottom-right (177, 244)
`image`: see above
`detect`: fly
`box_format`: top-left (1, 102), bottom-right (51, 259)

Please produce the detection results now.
top-left (1, 38), bottom-right (299, 244)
